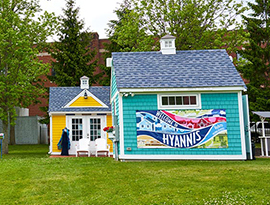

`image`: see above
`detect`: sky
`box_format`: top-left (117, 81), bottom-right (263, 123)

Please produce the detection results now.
top-left (39, 0), bottom-right (122, 39)
top-left (39, 0), bottom-right (252, 41)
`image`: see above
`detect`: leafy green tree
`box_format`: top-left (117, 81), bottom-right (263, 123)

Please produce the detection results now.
top-left (99, 0), bottom-right (247, 84)
top-left (48, 0), bottom-right (97, 86)
top-left (106, 0), bottom-right (247, 53)
top-left (238, 0), bottom-right (270, 120)
top-left (98, 2), bottom-right (157, 85)
top-left (0, 0), bottom-right (57, 153)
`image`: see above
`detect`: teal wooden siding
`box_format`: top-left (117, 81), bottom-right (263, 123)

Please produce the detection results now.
top-left (112, 94), bottom-right (120, 155)
top-left (115, 94), bottom-right (119, 125)
top-left (122, 93), bottom-right (243, 156)
top-left (201, 93), bottom-right (242, 155)
top-left (111, 66), bottom-right (118, 98)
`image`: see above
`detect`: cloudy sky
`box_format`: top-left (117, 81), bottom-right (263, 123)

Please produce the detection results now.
top-left (40, 0), bottom-right (122, 39)
top-left (40, 0), bottom-right (251, 41)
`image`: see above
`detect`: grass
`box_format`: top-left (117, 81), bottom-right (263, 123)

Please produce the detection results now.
top-left (0, 145), bottom-right (270, 205)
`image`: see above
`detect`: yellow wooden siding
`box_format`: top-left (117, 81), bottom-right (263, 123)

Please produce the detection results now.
top-left (70, 97), bottom-right (102, 107)
top-left (52, 115), bottom-right (66, 153)
top-left (106, 115), bottom-right (113, 153)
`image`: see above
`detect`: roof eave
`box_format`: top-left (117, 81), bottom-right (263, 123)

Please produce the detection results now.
top-left (118, 86), bottom-right (247, 93)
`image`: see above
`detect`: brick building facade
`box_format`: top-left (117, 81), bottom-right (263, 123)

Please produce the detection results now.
top-left (29, 32), bottom-right (110, 117)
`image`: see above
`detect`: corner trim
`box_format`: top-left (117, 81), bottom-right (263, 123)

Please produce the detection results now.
top-left (238, 91), bottom-right (247, 160)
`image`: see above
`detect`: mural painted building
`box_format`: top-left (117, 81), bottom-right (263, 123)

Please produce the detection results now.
top-left (48, 76), bottom-right (112, 155)
top-left (109, 35), bottom-right (252, 160)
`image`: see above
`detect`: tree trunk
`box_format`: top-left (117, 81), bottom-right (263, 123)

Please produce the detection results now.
top-left (9, 110), bottom-right (15, 145)
top-left (2, 122), bottom-right (9, 154)
top-left (10, 125), bottom-right (15, 145)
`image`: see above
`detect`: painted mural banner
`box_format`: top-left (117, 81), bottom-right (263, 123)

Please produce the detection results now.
top-left (136, 110), bottom-right (228, 149)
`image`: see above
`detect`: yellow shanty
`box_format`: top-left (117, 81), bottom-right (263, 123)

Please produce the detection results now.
top-left (49, 76), bottom-right (112, 156)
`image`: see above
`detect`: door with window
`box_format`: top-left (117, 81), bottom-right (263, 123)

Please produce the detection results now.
top-left (67, 115), bottom-right (106, 155)
top-left (87, 117), bottom-right (104, 151)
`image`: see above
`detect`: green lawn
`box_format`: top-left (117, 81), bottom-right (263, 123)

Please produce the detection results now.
top-left (0, 145), bottom-right (269, 204)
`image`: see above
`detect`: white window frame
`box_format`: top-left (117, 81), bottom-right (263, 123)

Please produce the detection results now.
top-left (165, 41), bottom-right (172, 48)
top-left (158, 93), bottom-right (201, 109)
top-left (82, 80), bottom-right (87, 85)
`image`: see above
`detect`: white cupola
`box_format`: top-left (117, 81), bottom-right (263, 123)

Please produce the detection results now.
top-left (160, 34), bottom-right (176, 55)
top-left (80, 76), bottom-right (89, 89)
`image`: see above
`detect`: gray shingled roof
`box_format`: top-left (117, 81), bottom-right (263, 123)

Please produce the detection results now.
top-left (49, 86), bottom-right (111, 113)
top-left (112, 49), bottom-right (246, 89)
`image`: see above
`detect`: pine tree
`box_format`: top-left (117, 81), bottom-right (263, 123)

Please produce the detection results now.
top-left (49, 0), bottom-right (97, 86)
top-left (238, 0), bottom-right (270, 120)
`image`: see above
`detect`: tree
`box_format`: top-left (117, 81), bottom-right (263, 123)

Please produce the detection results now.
top-left (98, 2), bottom-right (157, 85)
top-left (100, 0), bottom-right (247, 84)
top-left (48, 0), bottom-right (97, 86)
top-left (238, 0), bottom-right (270, 120)
top-left (0, 0), bottom-right (57, 153)
top-left (106, 0), bottom-right (247, 53)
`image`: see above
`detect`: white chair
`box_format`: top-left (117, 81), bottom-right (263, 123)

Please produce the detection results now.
top-left (95, 138), bottom-right (110, 157)
top-left (76, 138), bottom-right (91, 157)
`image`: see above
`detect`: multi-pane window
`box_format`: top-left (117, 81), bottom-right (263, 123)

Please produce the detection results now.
top-left (90, 119), bottom-right (101, 141)
top-left (161, 95), bottom-right (197, 106)
top-left (72, 118), bottom-right (83, 141)
top-left (159, 94), bottom-right (200, 109)
top-left (165, 41), bottom-right (172, 48)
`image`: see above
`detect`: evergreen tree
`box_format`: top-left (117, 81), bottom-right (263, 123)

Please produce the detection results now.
top-left (238, 0), bottom-right (270, 120)
top-left (49, 0), bottom-right (97, 86)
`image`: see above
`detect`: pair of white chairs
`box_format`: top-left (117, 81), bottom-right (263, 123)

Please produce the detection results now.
top-left (75, 138), bottom-right (110, 157)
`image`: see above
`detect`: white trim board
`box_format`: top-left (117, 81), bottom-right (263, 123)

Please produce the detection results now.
top-left (244, 95), bottom-right (253, 159)
top-left (118, 93), bottom-right (125, 156)
top-left (118, 154), bottom-right (246, 160)
top-left (63, 89), bottom-right (108, 108)
top-left (157, 93), bottom-right (201, 110)
top-left (119, 86), bottom-right (246, 93)
top-left (238, 91), bottom-right (247, 160)
top-left (49, 115), bottom-right (53, 154)
top-left (110, 91), bottom-right (119, 103)
top-left (49, 111), bottom-right (111, 116)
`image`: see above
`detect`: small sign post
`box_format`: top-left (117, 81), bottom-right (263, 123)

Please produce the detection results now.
top-left (0, 133), bottom-right (4, 159)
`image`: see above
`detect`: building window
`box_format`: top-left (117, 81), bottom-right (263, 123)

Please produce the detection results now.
top-left (165, 41), bottom-right (172, 48)
top-left (90, 118), bottom-right (101, 141)
top-left (158, 94), bottom-right (201, 109)
top-left (72, 118), bottom-right (83, 141)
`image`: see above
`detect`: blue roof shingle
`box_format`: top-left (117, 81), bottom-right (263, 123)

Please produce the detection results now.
top-left (112, 49), bottom-right (246, 89)
top-left (49, 86), bottom-right (111, 113)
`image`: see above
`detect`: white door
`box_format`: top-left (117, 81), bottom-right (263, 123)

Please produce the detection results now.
top-left (67, 115), bottom-right (107, 155)
top-left (68, 117), bottom-right (84, 154)
top-left (86, 116), bottom-right (106, 152)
